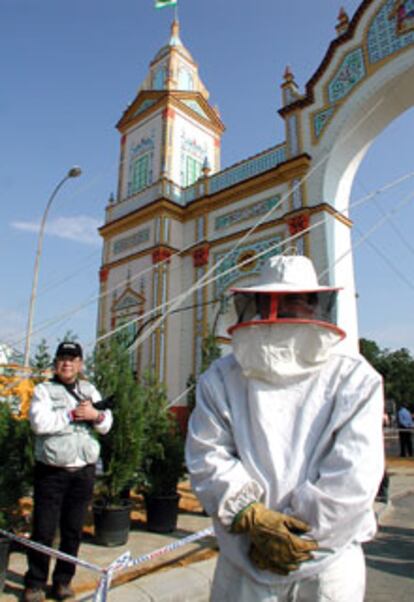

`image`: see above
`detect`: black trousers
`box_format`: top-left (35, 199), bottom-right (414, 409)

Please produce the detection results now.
top-left (24, 462), bottom-right (95, 589)
top-left (399, 428), bottom-right (413, 457)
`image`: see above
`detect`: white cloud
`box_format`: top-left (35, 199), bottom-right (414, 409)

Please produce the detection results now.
top-left (11, 215), bottom-right (101, 246)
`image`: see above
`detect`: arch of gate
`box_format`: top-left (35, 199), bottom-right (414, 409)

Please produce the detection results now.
top-left (280, 0), bottom-right (414, 350)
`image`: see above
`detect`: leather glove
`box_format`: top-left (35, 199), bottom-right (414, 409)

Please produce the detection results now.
top-left (231, 502), bottom-right (318, 573)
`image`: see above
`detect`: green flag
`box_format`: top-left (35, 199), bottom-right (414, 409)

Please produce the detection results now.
top-left (155, 0), bottom-right (177, 8)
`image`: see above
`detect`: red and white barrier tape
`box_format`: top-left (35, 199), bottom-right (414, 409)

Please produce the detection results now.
top-left (0, 525), bottom-right (215, 601)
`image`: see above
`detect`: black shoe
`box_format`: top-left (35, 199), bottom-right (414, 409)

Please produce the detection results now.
top-left (23, 588), bottom-right (46, 602)
top-left (51, 583), bottom-right (76, 600)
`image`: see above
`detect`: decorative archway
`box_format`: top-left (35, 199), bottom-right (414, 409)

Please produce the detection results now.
top-left (280, 0), bottom-right (414, 349)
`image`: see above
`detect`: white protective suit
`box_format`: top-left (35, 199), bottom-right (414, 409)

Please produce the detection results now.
top-left (186, 325), bottom-right (384, 598)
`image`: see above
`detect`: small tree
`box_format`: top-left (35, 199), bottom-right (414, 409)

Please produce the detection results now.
top-left (186, 332), bottom-right (222, 417)
top-left (137, 371), bottom-right (185, 497)
top-left (186, 374), bottom-right (197, 415)
top-left (200, 332), bottom-right (222, 374)
top-left (92, 335), bottom-right (144, 505)
top-left (32, 338), bottom-right (52, 381)
top-left (59, 330), bottom-right (79, 343)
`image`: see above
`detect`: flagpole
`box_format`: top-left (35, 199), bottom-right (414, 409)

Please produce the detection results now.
top-left (174, 2), bottom-right (178, 20)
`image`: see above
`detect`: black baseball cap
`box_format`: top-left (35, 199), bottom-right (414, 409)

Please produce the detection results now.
top-left (55, 341), bottom-right (83, 359)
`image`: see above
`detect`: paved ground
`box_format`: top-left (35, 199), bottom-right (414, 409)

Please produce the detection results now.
top-left (2, 454), bottom-right (414, 601)
top-left (365, 492), bottom-right (414, 602)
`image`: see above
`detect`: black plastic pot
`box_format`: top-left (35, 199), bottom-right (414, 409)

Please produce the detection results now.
top-left (145, 493), bottom-right (180, 533)
top-left (93, 500), bottom-right (132, 547)
top-left (0, 537), bottom-right (10, 593)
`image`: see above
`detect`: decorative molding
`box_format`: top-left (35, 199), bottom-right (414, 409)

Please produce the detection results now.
top-left (113, 228), bottom-right (150, 255)
top-left (328, 47), bottom-right (366, 103)
top-left (180, 130), bottom-right (207, 159)
top-left (214, 238), bottom-right (282, 297)
top-left (181, 99), bottom-right (208, 118)
top-left (162, 107), bottom-right (176, 119)
top-left (209, 145), bottom-right (286, 195)
top-left (368, 0), bottom-right (414, 63)
top-left (129, 134), bottom-right (155, 158)
top-left (214, 195), bottom-right (281, 231)
top-left (192, 244), bottom-right (210, 267)
top-left (286, 212), bottom-right (310, 235)
top-left (99, 267), bottom-right (109, 283)
top-left (313, 107), bottom-right (335, 139)
top-left (152, 247), bottom-right (172, 264)
top-left (133, 99), bottom-right (157, 117)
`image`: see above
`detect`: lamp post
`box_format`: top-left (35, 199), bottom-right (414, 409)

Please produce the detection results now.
top-left (23, 166), bottom-right (82, 367)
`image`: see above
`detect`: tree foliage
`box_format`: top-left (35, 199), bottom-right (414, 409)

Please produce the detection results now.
top-left (359, 338), bottom-right (414, 411)
top-left (187, 331), bottom-right (222, 415)
top-left (32, 338), bottom-right (52, 380)
top-left (0, 403), bottom-right (34, 527)
top-left (91, 335), bottom-right (144, 505)
top-left (136, 371), bottom-right (185, 497)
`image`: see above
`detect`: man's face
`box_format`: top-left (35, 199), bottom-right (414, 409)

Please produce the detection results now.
top-left (277, 293), bottom-right (318, 319)
top-left (54, 355), bottom-right (83, 383)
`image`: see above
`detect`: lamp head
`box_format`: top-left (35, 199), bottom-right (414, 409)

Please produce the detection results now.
top-left (68, 166), bottom-right (82, 178)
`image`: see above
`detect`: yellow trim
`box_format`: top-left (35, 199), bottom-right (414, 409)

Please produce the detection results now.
top-left (118, 91), bottom-right (224, 136)
top-left (100, 199), bottom-right (185, 238)
top-left (188, 154), bottom-right (311, 219)
top-left (101, 154), bottom-right (311, 241)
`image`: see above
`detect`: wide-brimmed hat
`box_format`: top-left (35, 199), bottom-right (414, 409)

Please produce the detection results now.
top-left (231, 255), bottom-right (342, 294)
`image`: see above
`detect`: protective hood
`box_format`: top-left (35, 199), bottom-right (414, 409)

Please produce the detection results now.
top-left (232, 322), bottom-right (344, 384)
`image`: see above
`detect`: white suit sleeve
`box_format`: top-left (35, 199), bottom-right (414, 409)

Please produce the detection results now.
top-left (185, 368), bottom-right (263, 528)
top-left (29, 384), bottom-right (71, 434)
top-left (286, 368), bottom-right (384, 549)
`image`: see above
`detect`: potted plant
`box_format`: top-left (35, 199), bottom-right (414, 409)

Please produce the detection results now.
top-left (0, 401), bottom-right (34, 591)
top-left (137, 372), bottom-right (186, 533)
top-left (91, 335), bottom-right (144, 546)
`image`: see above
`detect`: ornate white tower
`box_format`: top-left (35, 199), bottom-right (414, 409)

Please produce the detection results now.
top-left (98, 21), bottom-right (225, 418)
top-left (115, 20), bottom-right (224, 197)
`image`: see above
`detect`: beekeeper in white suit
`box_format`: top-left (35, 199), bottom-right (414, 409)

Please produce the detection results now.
top-left (186, 254), bottom-right (384, 602)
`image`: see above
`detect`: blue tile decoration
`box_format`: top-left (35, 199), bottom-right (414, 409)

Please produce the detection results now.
top-left (209, 145), bottom-right (286, 195)
top-left (113, 228), bottom-right (150, 255)
top-left (182, 99), bottom-right (209, 118)
top-left (133, 99), bottom-right (157, 117)
top-left (215, 195), bottom-right (281, 231)
top-left (214, 239), bottom-right (282, 297)
top-left (328, 47), bottom-right (366, 103)
top-left (129, 135), bottom-right (155, 158)
top-left (314, 107), bottom-right (335, 138)
top-left (367, 0), bottom-right (414, 64)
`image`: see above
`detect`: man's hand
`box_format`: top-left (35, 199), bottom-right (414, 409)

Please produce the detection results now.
top-left (231, 502), bottom-right (318, 574)
top-left (73, 400), bottom-right (100, 422)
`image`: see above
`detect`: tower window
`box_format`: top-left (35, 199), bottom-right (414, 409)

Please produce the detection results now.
top-left (185, 155), bottom-right (202, 186)
top-left (131, 154), bottom-right (149, 194)
top-left (153, 66), bottom-right (166, 90)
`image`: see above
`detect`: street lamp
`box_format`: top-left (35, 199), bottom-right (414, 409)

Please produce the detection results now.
top-left (23, 166), bottom-right (82, 367)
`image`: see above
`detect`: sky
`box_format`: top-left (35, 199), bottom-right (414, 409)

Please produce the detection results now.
top-left (1, 0), bottom-right (414, 360)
